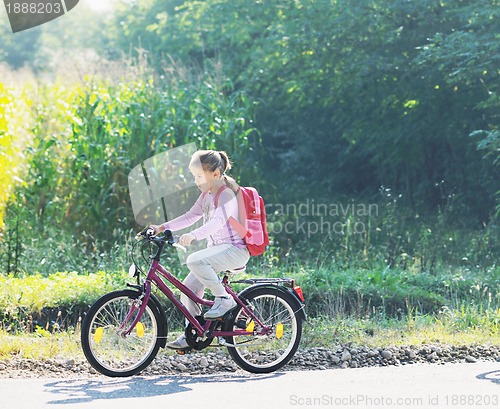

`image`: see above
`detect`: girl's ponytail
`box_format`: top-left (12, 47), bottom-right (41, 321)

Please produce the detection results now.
top-left (218, 150), bottom-right (231, 173)
top-left (218, 150), bottom-right (240, 192)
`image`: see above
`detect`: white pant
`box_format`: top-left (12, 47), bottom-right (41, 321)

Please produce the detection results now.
top-left (181, 244), bottom-right (250, 317)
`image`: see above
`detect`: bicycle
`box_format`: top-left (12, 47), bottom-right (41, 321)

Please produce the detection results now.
top-left (81, 228), bottom-right (306, 377)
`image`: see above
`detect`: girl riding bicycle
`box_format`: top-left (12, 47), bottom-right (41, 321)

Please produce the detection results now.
top-left (150, 150), bottom-right (250, 349)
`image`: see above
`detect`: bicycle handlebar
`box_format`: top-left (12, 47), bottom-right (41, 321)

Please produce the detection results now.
top-left (137, 227), bottom-right (187, 253)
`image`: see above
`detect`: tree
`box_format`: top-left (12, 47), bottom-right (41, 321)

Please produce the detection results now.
top-left (106, 0), bottom-right (500, 221)
top-left (0, 24), bottom-right (42, 69)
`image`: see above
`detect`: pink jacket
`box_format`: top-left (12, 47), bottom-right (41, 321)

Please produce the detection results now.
top-left (162, 188), bottom-right (245, 248)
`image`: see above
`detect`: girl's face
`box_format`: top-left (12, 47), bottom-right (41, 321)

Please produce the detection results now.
top-left (190, 166), bottom-right (220, 193)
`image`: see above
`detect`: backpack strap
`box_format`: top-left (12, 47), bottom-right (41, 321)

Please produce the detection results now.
top-left (198, 187), bottom-right (229, 244)
top-left (248, 187), bottom-right (260, 216)
top-left (201, 185), bottom-right (227, 206)
top-left (214, 185), bottom-right (250, 240)
top-left (213, 185), bottom-right (228, 207)
top-left (212, 185), bottom-right (241, 244)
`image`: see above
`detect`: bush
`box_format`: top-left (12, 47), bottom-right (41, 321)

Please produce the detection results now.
top-left (0, 271), bottom-right (128, 332)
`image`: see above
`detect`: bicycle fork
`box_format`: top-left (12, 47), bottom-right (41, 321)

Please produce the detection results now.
top-left (118, 282), bottom-right (152, 337)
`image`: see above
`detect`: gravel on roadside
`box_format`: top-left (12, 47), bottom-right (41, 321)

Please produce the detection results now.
top-left (1, 343), bottom-right (498, 379)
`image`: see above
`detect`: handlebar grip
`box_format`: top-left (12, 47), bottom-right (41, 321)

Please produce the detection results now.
top-left (164, 229), bottom-right (173, 239)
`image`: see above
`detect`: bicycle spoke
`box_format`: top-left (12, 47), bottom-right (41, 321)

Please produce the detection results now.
top-left (83, 293), bottom-right (160, 375)
top-left (226, 289), bottom-right (302, 372)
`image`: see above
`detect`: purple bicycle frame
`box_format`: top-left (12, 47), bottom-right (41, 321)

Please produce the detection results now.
top-left (123, 259), bottom-right (270, 339)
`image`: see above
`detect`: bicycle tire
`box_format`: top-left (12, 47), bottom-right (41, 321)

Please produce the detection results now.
top-left (81, 289), bottom-right (162, 377)
top-left (224, 286), bottom-right (302, 373)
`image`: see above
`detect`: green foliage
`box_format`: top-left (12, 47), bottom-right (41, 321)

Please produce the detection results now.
top-left (0, 83), bottom-right (13, 228)
top-left (0, 271), bottom-right (128, 332)
top-left (257, 186), bottom-right (499, 278)
top-left (0, 25), bottom-right (42, 69)
top-left (0, 2), bottom-right (112, 70)
top-left (0, 82), bottom-right (32, 229)
top-left (0, 263), bottom-right (497, 333)
top-left (0, 271), bottom-right (127, 311)
top-left (110, 0), bottom-right (499, 221)
top-left (302, 308), bottom-right (500, 348)
top-left (0, 0), bottom-right (498, 340)
top-left (0, 64), bottom-right (259, 274)
top-left (279, 264), bottom-right (499, 318)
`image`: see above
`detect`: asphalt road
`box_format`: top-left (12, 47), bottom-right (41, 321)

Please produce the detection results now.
top-left (1, 361), bottom-right (499, 409)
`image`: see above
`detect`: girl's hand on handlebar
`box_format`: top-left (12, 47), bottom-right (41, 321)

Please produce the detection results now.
top-left (148, 224), bottom-right (165, 236)
top-left (179, 233), bottom-right (196, 246)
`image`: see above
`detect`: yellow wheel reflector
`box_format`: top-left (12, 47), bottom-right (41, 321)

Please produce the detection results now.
top-left (136, 322), bottom-right (145, 338)
top-left (276, 322), bottom-right (284, 339)
top-left (246, 321), bottom-right (255, 333)
top-left (94, 327), bottom-right (104, 343)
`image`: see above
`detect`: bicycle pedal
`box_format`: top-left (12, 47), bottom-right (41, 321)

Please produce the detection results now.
top-left (176, 348), bottom-right (192, 355)
top-left (235, 319), bottom-right (247, 329)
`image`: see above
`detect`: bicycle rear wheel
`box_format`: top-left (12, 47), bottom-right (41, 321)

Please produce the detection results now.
top-left (81, 290), bottom-right (162, 377)
top-left (224, 287), bottom-right (302, 373)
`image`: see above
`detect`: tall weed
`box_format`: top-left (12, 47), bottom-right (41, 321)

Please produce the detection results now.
top-left (0, 58), bottom-right (259, 275)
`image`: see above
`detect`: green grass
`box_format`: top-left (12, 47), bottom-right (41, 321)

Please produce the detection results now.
top-left (0, 250), bottom-right (498, 361)
top-left (0, 329), bottom-right (83, 360)
top-left (1, 307), bottom-right (498, 361)
top-left (252, 262), bottom-right (499, 318)
top-left (0, 263), bottom-right (498, 331)
top-left (302, 307), bottom-right (500, 349)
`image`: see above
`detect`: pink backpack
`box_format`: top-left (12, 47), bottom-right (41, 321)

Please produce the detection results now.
top-left (207, 185), bottom-right (269, 256)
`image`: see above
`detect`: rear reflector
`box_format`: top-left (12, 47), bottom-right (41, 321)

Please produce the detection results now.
top-left (293, 286), bottom-right (305, 302)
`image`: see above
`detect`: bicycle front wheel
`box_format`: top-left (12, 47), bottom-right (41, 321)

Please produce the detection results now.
top-left (81, 290), bottom-right (162, 377)
top-left (225, 287), bottom-right (302, 373)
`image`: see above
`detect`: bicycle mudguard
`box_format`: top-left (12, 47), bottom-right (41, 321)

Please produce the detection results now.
top-left (237, 283), bottom-right (307, 322)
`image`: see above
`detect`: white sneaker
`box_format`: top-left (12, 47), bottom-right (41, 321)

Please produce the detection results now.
top-left (166, 334), bottom-right (190, 350)
top-left (204, 296), bottom-right (237, 319)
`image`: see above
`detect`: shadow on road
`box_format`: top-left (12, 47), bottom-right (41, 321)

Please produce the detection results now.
top-left (476, 370), bottom-right (500, 385)
top-left (44, 372), bottom-right (283, 405)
